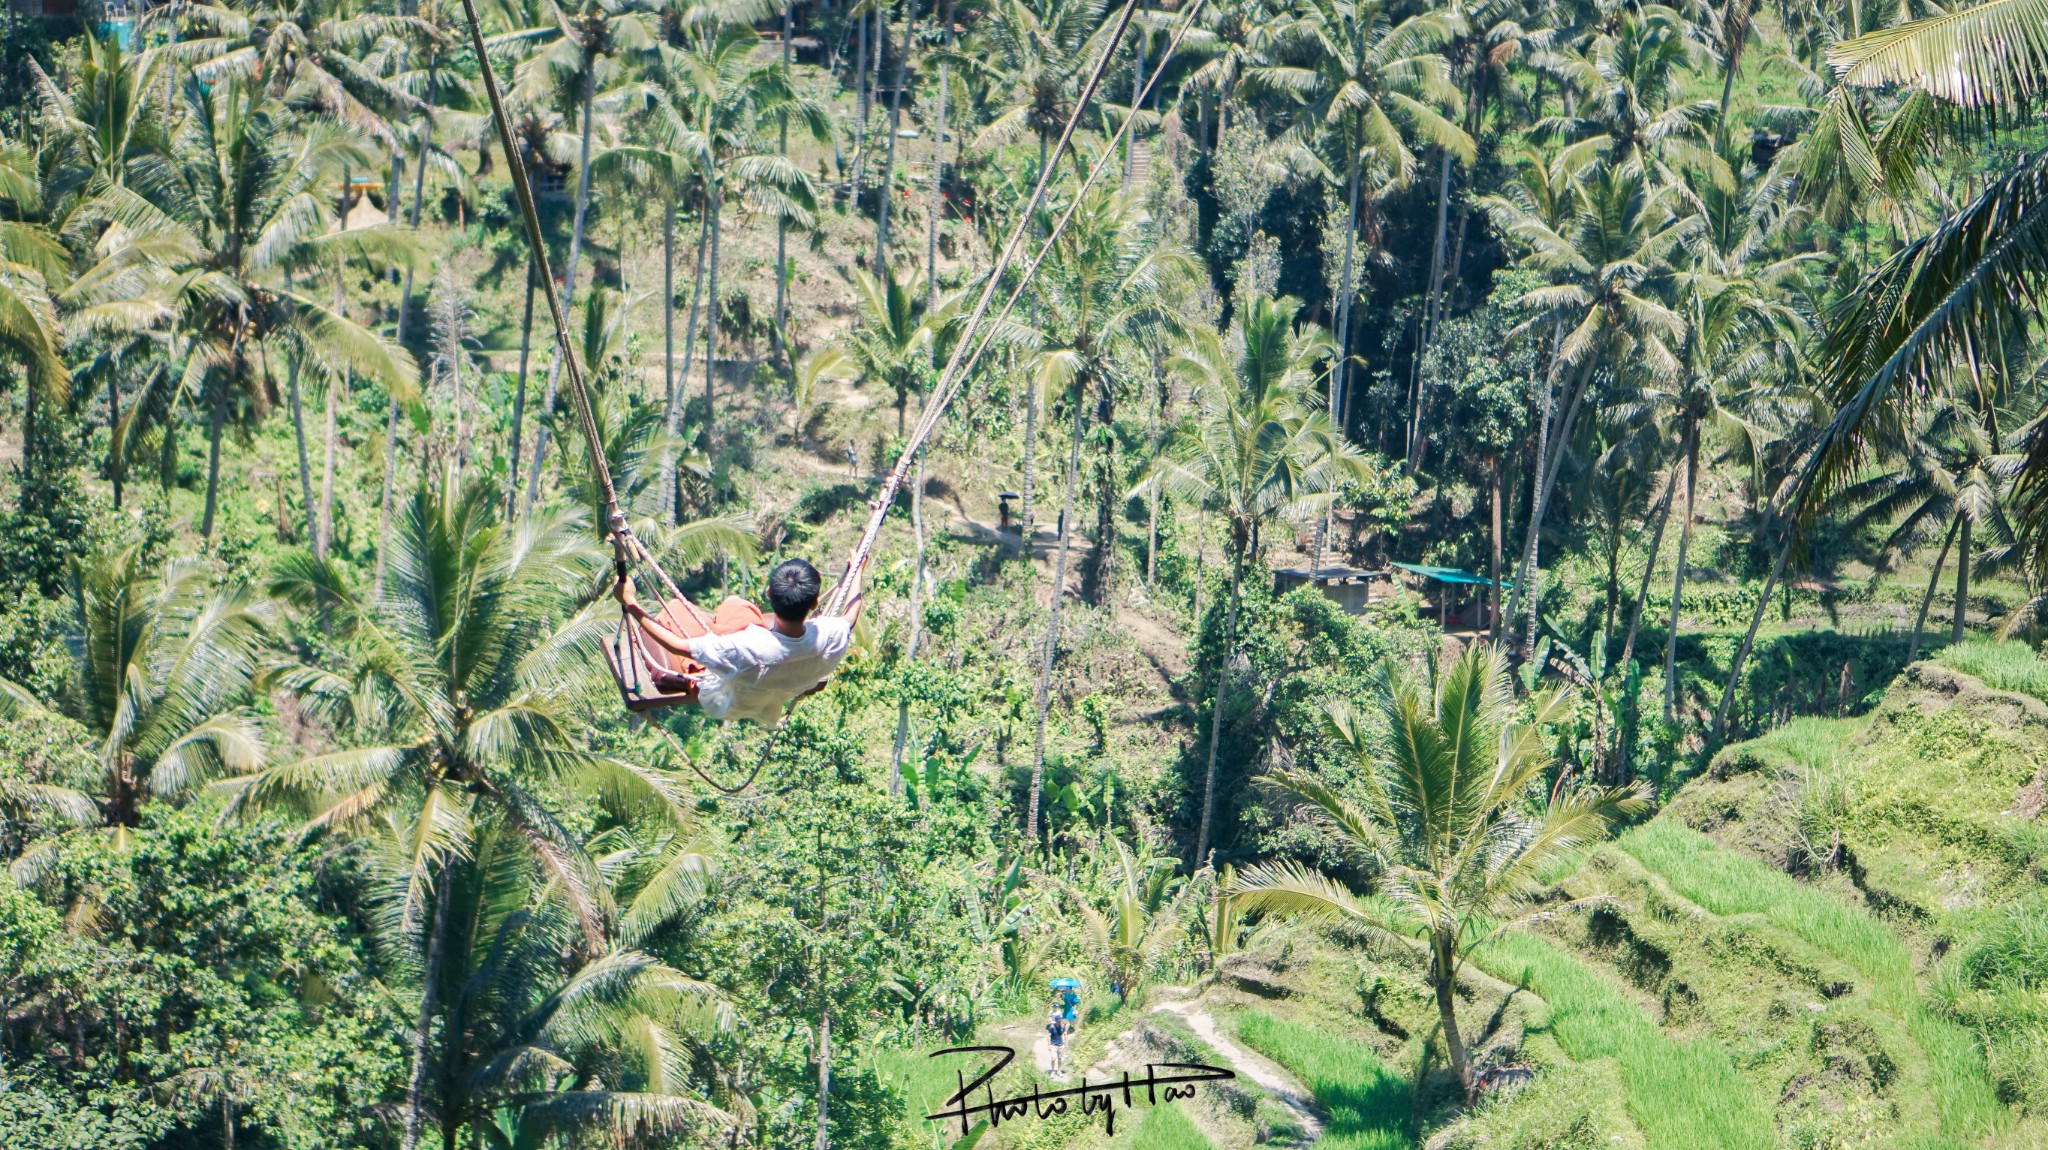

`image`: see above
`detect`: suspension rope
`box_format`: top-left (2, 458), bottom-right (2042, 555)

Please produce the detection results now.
top-left (820, 0), bottom-right (1195, 614)
top-left (456, 0), bottom-right (1202, 624)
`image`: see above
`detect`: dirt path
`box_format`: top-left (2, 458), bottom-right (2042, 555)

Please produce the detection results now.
top-left (1150, 999), bottom-right (1325, 1140)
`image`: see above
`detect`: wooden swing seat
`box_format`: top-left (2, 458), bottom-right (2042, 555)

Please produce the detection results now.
top-left (604, 596), bottom-right (770, 713)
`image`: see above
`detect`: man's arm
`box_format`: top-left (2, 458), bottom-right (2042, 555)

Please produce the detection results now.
top-left (615, 578), bottom-right (696, 659)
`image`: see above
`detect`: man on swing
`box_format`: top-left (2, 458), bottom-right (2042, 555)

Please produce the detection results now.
top-left (615, 558), bottom-right (863, 724)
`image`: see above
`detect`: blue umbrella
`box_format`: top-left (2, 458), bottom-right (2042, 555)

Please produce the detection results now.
top-left (1050, 978), bottom-right (1082, 990)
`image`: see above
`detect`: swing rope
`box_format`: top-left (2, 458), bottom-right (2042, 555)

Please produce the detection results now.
top-left (452, 0), bottom-right (1202, 661)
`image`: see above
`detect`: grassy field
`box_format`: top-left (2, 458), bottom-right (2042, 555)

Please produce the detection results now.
top-left (1229, 1010), bottom-right (1412, 1150)
top-left (1938, 640), bottom-right (2048, 702)
top-left (1126, 1104), bottom-right (1212, 1150)
top-left (1619, 820), bottom-right (2007, 1144)
top-left (1475, 930), bottom-right (1773, 1150)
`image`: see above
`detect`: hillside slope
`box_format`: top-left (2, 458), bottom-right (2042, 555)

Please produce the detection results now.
top-left (1146, 659), bottom-right (2048, 1149)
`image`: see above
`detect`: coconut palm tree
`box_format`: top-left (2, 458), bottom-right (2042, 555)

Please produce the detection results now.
top-left (969, 0), bottom-right (1119, 177)
top-left (1483, 161), bottom-right (1693, 657)
top-left (0, 145), bottom-right (75, 462)
top-left (849, 264), bottom-right (944, 435)
top-left (1148, 294), bottom-right (1367, 868)
top-left (165, 0), bottom-right (427, 139)
top-left (223, 477), bottom-right (695, 1150)
top-left (1534, 6), bottom-right (1717, 180)
top-left (503, 0), bottom-right (665, 507)
top-left (116, 76), bottom-right (417, 537)
top-left (1024, 184), bottom-right (1193, 606)
top-left (1617, 272), bottom-right (1802, 718)
top-left (1254, 0), bottom-right (1472, 444)
top-left (1710, 0), bottom-right (2048, 731)
top-left (1231, 642), bottom-right (1648, 1101)
top-left (0, 545), bottom-right (270, 875)
top-left (352, 808), bottom-right (734, 1150)
top-left (1837, 392), bottom-right (2016, 661)
top-left (1068, 838), bottom-right (1185, 997)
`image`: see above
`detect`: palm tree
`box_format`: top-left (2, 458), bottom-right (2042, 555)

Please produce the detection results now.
top-left (1620, 272), bottom-right (1802, 719)
top-left (118, 76), bottom-right (417, 538)
top-left (1025, 185), bottom-right (1193, 606)
top-left (1712, 0), bottom-right (2048, 731)
top-left (1068, 838), bottom-right (1185, 997)
top-left (1837, 392), bottom-right (2015, 661)
top-left (849, 264), bottom-right (944, 434)
top-left (0, 145), bottom-right (74, 463)
top-left (1534, 7), bottom-right (1716, 180)
top-left (223, 478), bottom-right (693, 1150)
top-left (0, 546), bottom-right (269, 871)
top-left (1255, 0), bottom-right (1472, 445)
top-left (1148, 294), bottom-right (1366, 868)
top-left (503, 0), bottom-right (665, 507)
top-left (1483, 161), bottom-right (1692, 657)
top-left (352, 810), bottom-right (733, 1149)
top-left (166, 0), bottom-right (426, 138)
top-left (969, 0), bottom-right (1119, 177)
top-left (1231, 643), bottom-right (1648, 1100)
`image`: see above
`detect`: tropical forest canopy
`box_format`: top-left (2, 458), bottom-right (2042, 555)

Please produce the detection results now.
top-left (3, 0), bottom-right (2048, 1144)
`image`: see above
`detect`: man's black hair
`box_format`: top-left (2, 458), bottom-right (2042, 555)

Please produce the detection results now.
top-left (766, 558), bottom-right (822, 623)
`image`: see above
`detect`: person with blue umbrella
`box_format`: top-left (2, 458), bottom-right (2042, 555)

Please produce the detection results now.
top-left (1051, 978), bottom-right (1082, 1036)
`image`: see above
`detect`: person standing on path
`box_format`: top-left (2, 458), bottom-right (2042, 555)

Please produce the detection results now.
top-left (1046, 1007), bottom-right (1067, 1076)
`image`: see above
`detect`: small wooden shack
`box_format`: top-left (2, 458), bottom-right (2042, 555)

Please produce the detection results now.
top-left (1272, 566), bottom-right (1393, 615)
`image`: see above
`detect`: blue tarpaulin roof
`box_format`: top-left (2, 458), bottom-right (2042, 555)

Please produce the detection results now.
top-left (1391, 562), bottom-right (1512, 588)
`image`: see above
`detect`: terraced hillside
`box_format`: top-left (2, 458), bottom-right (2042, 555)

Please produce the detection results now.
top-left (1068, 656), bottom-right (2048, 1149)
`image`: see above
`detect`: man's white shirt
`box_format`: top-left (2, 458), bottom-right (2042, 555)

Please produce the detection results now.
top-left (690, 616), bottom-right (854, 724)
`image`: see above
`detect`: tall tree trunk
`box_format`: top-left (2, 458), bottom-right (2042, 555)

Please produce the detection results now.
top-left (1663, 423), bottom-right (1699, 723)
top-left (1126, 26), bottom-right (1145, 186)
top-left (1434, 936), bottom-right (1474, 1102)
top-left (287, 352), bottom-right (318, 550)
top-left (1020, 379), bottom-right (1038, 543)
top-left (875, 0), bottom-right (914, 270)
top-left (1194, 547), bottom-right (1244, 870)
top-left (890, 451), bottom-right (926, 796)
top-left (1953, 513), bottom-right (1972, 644)
top-left (528, 63), bottom-right (597, 515)
top-left (668, 196), bottom-right (711, 517)
top-left (925, 0), bottom-right (952, 306)
top-left (1027, 403), bottom-right (1085, 843)
top-left (663, 201), bottom-right (677, 418)
top-left (382, 127), bottom-right (429, 582)
top-left (506, 257), bottom-right (536, 517)
top-left (851, 4), bottom-right (869, 202)
top-left (202, 383), bottom-right (227, 539)
top-left (107, 366), bottom-right (124, 509)
top-left (1409, 148), bottom-right (1456, 469)
top-left (400, 866), bottom-right (452, 1150)
top-left (777, 0), bottom-right (794, 354)
top-left (1908, 516), bottom-right (1958, 663)
top-left (1331, 148), bottom-right (1361, 437)
top-left (320, 370), bottom-right (341, 555)
top-left (1089, 373), bottom-right (1117, 607)
top-left (813, 840), bottom-right (832, 1150)
top-left (1489, 454), bottom-right (1503, 641)
top-left (1619, 466), bottom-right (1679, 671)
top-left (702, 181), bottom-right (723, 439)
top-left (1510, 346), bottom-right (1591, 661)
